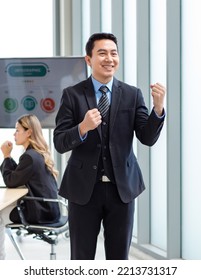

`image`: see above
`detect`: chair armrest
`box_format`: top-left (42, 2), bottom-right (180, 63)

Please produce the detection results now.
top-left (21, 196), bottom-right (68, 207)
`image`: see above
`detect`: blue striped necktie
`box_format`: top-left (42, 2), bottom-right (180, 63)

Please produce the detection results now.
top-left (98, 86), bottom-right (109, 118)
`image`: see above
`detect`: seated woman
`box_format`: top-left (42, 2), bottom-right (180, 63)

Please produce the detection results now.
top-left (0, 114), bottom-right (60, 259)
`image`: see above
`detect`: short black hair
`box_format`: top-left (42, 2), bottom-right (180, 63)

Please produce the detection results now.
top-left (85, 32), bottom-right (118, 57)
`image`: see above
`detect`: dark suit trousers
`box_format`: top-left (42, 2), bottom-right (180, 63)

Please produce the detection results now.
top-left (68, 181), bottom-right (135, 260)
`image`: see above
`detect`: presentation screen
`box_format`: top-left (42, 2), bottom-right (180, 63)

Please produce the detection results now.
top-left (0, 57), bottom-right (88, 128)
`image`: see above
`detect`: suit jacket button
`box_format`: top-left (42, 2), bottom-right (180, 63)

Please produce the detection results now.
top-left (93, 165), bottom-right (97, 170)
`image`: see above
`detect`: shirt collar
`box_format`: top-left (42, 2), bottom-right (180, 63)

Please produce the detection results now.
top-left (91, 76), bottom-right (113, 93)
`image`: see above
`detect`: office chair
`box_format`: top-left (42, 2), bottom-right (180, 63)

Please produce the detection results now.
top-left (5, 195), bottom-right (68, 260)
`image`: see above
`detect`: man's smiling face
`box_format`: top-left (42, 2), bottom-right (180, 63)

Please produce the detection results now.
top-left (85, 39), bottom-right (119, 84)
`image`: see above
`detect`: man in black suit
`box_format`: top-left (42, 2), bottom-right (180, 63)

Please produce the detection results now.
top-left (53, 32), bottom-right (166, 260)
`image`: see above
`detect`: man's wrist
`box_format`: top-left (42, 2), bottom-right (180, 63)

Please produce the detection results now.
top-left (154, 107), bottom-right (164, 117)
top-left (4, 155), bottom-right (11, 159)
top-left (79, 122), bottom-right (88, 136)
top-left (78, 123), bottom-right (88, 140)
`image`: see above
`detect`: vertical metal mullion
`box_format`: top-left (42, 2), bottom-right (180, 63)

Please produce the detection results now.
top-left (53, 0), bottom-right (61, 56)
top-left (60, 0), bottom-right (73, 56)
top-left (91, 0), bottom-right (101, 34)
top-left (72, 0), bottom-right (83, 55)
top-left (111, 0), bottom-right (124, 81)
top-left (166, 0), bottom-right (181, 259)
top-left (136, 0), bottom-right (151, 245)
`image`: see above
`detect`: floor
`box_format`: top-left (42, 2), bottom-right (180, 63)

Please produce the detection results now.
top-left (4, 229), bottom-right (155, 260)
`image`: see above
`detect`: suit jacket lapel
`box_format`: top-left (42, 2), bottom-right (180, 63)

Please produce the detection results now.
top-left (109, 78), bottom-right (122, 136)
top-left (84, 77), bottom-right (102, 138)
top-left (84, 77), bottom-right (97, 109)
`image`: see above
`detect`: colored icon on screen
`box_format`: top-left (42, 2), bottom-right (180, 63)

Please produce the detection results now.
top-left (40, 98), bottom-right (55, 113)
top-left (4, 98), bottom-right (18, 113)
top-left (21, 96), bottom-right (37, 111)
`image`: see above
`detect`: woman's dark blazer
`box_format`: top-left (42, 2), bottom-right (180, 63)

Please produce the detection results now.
top-left (0, 146), bottom-right (60, 224)
top-left (54, 77), bottom-right (165, 205)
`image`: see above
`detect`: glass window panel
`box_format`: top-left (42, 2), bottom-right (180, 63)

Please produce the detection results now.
top-left (182, 0), bottom-right (201, 260)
